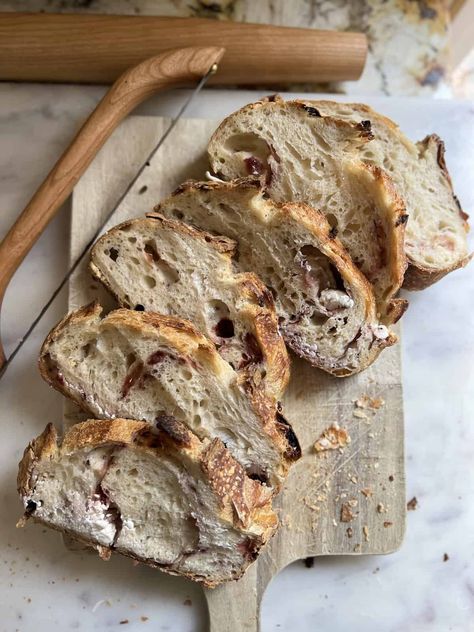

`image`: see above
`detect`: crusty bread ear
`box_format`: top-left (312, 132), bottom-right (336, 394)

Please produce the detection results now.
top-left (154, 178), bottom-right (397, 377)
top-left (17, 419), bottom-right (277, 587)
top-left (90, 213), bottom-right (290, 404)
top-left (207, 96), bottom-right (408, 315)
top-left (39, 302), bottom-right (300, 490)
top-left (247, 98), bottom-right (470, 290)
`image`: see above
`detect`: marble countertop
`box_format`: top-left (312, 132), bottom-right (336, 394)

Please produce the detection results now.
top-left (2, 0), bottom-right (451, 96)
top-left (0, 83), bottom-right (473, 631)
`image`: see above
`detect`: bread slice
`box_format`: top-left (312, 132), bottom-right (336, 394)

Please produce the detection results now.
top-left (304, 101), bottom-right (471, 289)
top-left (39, 302), bottom-right (300, 490)
top-left (208, 95), bottom-right (470, 290)
top-left (89, 214), bottom-right (289, 404)
top-left (207, 96), bottom-right (408, 315)
top-left (17, 418), bottom-right (277, 587)
top-left (154, 178), bottom-right (396, 377)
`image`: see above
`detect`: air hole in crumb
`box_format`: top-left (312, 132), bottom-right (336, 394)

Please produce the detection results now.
top-left (144, 275), bottom-right (156, 289)
top-left (215, 318), bottom-right (235, 338)
top-left (134, 304), bottom-right (145, 311)
top-left (128, 468), bottom-right (139, 476)
top-left (144, 242), bottom-right (160, 263)
top-left (108, 248), bottom-right (119, 261)
top-left (171, 209), bottom-right (184, 220)
top-left (128, 237), bottom-right (137, 244)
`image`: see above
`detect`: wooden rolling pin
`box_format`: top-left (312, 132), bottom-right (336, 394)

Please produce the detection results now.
top-left (0, 12), bottom-right (367, 85)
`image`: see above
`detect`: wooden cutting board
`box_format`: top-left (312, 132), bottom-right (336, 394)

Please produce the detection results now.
top-left (69, 115), bottom-right (405, 632)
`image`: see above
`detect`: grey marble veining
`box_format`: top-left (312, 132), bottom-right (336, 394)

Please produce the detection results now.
top-left (1, 0), bottom-right (451, 96)
top-left (0, 84), bottom-right (473, 631)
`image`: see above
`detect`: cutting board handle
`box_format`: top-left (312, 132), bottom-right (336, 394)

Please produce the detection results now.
top-left (0, 46), bottom-right (224, 367)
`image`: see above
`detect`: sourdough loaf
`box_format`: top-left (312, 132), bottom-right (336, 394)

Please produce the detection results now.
top-left (90, 213), bottom-right (289, 404)
top-left (154, 178), bottom-right (397, 376)
top-left (208, 96), bottom-right (470, 290)
top-left (39, 302), bottom-right (300, 490)
top-left (207, 96), bottom-right (408, 314)
top-left (304, 100), bottom-right (471, 289)
top-left (17, 419), bottom-right (277, 587)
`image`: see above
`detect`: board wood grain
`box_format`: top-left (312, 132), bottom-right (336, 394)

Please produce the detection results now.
top-left (69, 115), bottom-right (405, 632)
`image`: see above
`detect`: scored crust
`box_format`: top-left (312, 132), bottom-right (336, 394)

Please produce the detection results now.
top-left (17, 419), bottom-right (277, 587)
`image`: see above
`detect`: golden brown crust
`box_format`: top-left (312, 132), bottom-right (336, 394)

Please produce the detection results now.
top-left (201, 438), bottom-right (276, 531)
top-left (17, 422), bottom-right (58, 498)
top-left (308, 103), bottom-right (470, 291)
top-left (403, 253), bottom-right (473, 290)
top-left (39, 305), bottom-right (298, 486)
top-left (91, 213), bottom-right (290, 402)
top-left (17, 419), bottom-right (277, 588)
top-left (159, 178), bottom-right (396, 376)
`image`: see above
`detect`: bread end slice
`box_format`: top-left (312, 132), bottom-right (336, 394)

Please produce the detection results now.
top-left (18, 419), bottom-right (277, 587)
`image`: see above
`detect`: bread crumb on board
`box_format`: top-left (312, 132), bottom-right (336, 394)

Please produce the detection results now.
top-left (314, 424), bottom-right (351, 452)
top-left (361, 487), bottom-right (373, 498)
top-left (340, 503), bottom-right (355, 523)
top-left (363, 526), bottom-right (370, 542)
top-left (407, 496), bottom-right (418, 510)
top-left (443, 553), bottom-right (449, 562)
top-left (355, 395), bottom-right (385, 410)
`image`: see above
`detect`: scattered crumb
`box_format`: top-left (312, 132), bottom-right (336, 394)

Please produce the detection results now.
top-left (303, 497), bottom-right (321, 512)
top-left (383, 521), bottom-right (393, 528)
top-left (140, 616), bottom-right (149, 622)
top-left (346, 527), bottom-right (353, 538)
top-left (353, 409), bottom-right (369, 420)
top-left (119, 621), bottom-right (129, 626)
top-left (26, 598), bottom-right (31, 603)
top-left (377, 503), bottom-right (387, 514)
top-left (314, 424), bottom-right (351, 452)
top-left (281, 515), bottom-right (292, 529)
top-left (355, 395), bottom-right (385, 410)
top-left (388, 475), bottom-right (394, 482)
top-left (373, 567), bottom-right (380, 574)
top-left (304, 557), bottom-right (314, 568)
top-left (368, 432), bottom-right (375, 438)
top-left (349, 475), bottom-right (358, 484)
top-left (407, 497), bottom-right (418, 511)
top-left (340, 503), bottom-right (355, 523)
top-left (443, 553), bottom-right (449, 562)
top-left (373, 462), bottom-right (380, 469)
top-left (332, 518), bottom-right (338, 527)
top-left (183, 598), bottom-right (192, 606)
top-left (363, 526), bottom-right (370, 542)
top-left (361, 488), bottom-right (373, 498)
top-left (353, 543), bottom-right (361, 552)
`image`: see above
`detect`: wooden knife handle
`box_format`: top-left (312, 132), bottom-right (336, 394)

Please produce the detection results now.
top-left (0, 46), bottom-right (223, 364)
top-left (0, 13), bottom-right (367, 85)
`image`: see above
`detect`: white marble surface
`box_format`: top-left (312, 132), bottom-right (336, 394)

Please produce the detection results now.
top-left (0, 84), bottom-right (473, 632)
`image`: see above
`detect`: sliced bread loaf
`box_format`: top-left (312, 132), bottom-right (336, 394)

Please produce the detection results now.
top-left (208, 96), bottom-right (470, 290)
top-left (305, 100), bottom-right (471, 289)
top-left (17, 418), bottom-right (277, 586)
top-left (90, 214), bottom-right (289, 404)
top-left (154, 178), bottom-right (397, 377)
top-left (207, 96), bottom-right (408, 314)
top-left (39, 302), bottom-right (300, 489)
